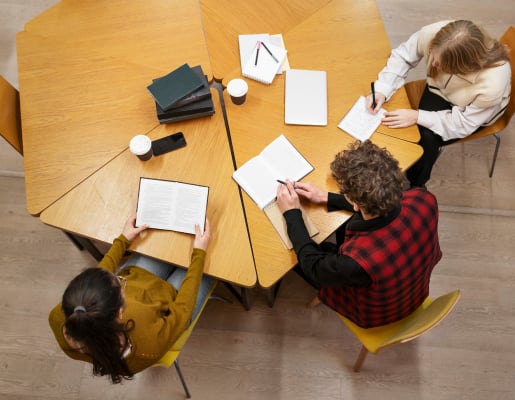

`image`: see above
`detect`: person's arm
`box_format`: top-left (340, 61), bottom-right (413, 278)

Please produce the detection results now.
top-left (283, 209), bottom-right (371, 288)
top-left (373, 30), bottom-right (424, 102)
top-left (327, 192), bottom-right (354, 212)
top-left (166, 221), bottom-right (211, 333)
top-left (97, 215), bottom-right (148, 273)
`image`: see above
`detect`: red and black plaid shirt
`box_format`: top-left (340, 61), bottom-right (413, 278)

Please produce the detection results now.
top-left (319, 189), bottom-right (442, 328)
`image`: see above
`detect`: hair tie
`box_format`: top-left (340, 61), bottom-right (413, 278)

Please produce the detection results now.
top-left (74, 305), bottom-right (87, 313)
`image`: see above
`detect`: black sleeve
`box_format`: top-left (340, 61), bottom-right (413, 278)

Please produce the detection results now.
top-left (327, 192), bottom-right (354, 212)
top-left (283, 209), bottom-right (371, 288)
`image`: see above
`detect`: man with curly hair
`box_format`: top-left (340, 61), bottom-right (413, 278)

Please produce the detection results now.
top-left (276, 140), bottom-right (442, 328)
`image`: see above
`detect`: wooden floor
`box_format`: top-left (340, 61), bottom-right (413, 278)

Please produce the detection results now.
top-left (1, 1), bottom-right (515, 399)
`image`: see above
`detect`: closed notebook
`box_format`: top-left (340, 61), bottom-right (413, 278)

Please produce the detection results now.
top-left (147, 63), bottom-right (204, 111)
top-left (242, 40), bottom-right (287, 84)
top-left (285, 69), bottom-right (327, 126)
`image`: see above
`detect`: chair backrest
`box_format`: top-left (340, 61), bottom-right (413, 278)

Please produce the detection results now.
top-left (340, 290), bottom-right (461, 354)
top-left (0, 75), bottom-right (23, 154)
top-left (497, 26), bottom-right (515, 124)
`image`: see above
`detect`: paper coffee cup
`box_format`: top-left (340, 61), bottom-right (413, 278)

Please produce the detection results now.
top-left (227, 78), bottom-right (248, 105)
top-left (129, 135), bottom-right (153, 161)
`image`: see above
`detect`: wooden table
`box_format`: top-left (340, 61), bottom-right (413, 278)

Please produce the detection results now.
top-left (40, 89), bottom-right (257, 289)
top-left (219, 0), bottom-right (423, 289)
top-left (18, 0), bottom-right (424, 303)
top-left (17, 0), bottom-right (213, 216)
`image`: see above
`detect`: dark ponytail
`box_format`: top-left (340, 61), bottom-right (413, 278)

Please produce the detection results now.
top-left (62, 268), bottom-right (134, 384)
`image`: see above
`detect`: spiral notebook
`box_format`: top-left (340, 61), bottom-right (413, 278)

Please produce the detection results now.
top-left (242, 40), bottom-right (288, 84)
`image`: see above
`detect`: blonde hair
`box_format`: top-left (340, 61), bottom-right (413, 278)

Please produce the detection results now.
top-left (430, 20), bottom-right (509, 75)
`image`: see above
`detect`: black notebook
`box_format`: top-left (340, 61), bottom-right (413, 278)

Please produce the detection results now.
top-left (147, 63), bottom-right (204, 111)
top-left (158, 65), bottom-right (211, 110)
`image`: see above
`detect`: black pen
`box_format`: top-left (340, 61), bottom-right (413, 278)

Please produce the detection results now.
top-left (371, 81), bottom-right (377, 109)
top-left (260, 41), bottom-right (279, 63)
top-left (277, 179), bottom-right (297, 189)
top-left (255, 41), bottom-right (261, 66)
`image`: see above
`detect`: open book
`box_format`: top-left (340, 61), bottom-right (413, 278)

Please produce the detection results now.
top-left (337, 96), bottom-right (386, 141)
top-left (264, 201), bottom-right (319, 249)
top-left (232, 134), bottom-right (313, 209)
top-left (136, 177), bottom-right (208, 234)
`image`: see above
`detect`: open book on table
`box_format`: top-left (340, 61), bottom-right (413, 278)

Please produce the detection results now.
top-left (232, 134), bottom-right (313, 210)
top-left (337, 96), bottom-right (386, 141)
top-left (136, 177), bottom-right (208, 235)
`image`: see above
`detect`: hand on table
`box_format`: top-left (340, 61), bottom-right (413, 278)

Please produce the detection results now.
top-left (381, 109), bottom-right (419, 128)
top-left (122, 213), bottom-right (148, 241)
top-left (193, 219), bottom-right (211, 251)
top-left (293, 181), bottom-right (328, 204)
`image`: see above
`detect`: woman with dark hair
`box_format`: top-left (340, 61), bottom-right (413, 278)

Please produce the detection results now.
top-left (49, 215), bottom-right (213, 383)
top-left (276, 141), bottom-right (442, 328)
top-left (367, 20), bottom-right (511, 187)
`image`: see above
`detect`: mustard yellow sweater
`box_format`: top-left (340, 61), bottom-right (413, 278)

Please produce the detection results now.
top-left (49, 234), bottom-right (206, 374)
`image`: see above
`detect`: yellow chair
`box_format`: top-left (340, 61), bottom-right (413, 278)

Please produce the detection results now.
top-left (0, 75), bottom-right (23, 154)
top-left (153, 280), bottom-right (218, 398)
top-left (337, 290), bottom-right (461, 372)
top-left (404, 26), bottom-right (515, 177)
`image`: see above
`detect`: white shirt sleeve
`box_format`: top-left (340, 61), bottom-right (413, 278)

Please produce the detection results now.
top-left (417, 103), bottom-right (502, 141)
top-left (374, 30), bottom-right (424, 101)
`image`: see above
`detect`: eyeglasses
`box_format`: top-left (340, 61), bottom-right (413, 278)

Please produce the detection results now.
top-left (116, 275), bottom-right (128, 290)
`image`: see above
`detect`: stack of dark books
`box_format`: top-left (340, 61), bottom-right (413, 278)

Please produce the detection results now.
top-left (146, 63), bottom-right (214, 124)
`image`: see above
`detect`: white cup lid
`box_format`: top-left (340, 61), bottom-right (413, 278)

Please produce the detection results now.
top-left (227, 79), bottom-right (248, 97)
top-left (129, 135), bottom-right (151, 155)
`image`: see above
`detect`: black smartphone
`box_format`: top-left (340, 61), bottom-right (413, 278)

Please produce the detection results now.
top-left (152, 132), bottom-right (187, 156)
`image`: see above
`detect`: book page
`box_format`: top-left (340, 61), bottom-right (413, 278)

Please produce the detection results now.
top-left (232, 135), bottom-right (313, 209)
top-left (136, 178), bottom-right (208, 234)
top-left (232, 156), bottom-right (281, 209)
top-left (337, 96), bottom-right (386, 141)
top-left (260, 135), bottom-right (313, 182)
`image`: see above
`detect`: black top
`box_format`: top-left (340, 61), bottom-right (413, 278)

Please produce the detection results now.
top-left (283, 192), bottom-right (400, 289)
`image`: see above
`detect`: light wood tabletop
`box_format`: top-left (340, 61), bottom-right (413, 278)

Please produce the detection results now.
top-left (17, 0), bottom-right (213, 215)
top-left (40, 89), bottom-right (257, 287)
top-left (20, 0), bottom-right (425, 292)
top-left (220, 0), bottom-right (423, 288)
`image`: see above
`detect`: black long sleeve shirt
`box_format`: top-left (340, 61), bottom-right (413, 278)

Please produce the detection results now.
top-left (283, 193), bottom-right (400, 289)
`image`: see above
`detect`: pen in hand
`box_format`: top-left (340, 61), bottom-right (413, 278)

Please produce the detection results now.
top-left (277, 179), bottom-right (297, 189)
top-left (255, 41), bottom-right (261, 66)
top-left (371, 81), bottom-right (377, 109)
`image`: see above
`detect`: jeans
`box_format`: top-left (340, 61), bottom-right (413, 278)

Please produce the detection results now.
top-left (119, 253), bottom-right (213, 325)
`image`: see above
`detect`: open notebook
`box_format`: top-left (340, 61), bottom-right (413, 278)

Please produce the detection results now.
top-left (285, 69), bottom-right (327, 126)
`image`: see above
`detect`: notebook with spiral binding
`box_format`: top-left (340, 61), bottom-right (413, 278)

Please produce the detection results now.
top-left (242, 40), bottom-right (287, 85)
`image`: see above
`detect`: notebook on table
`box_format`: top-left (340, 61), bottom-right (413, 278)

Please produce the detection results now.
top-left (285, 69), bottom-right (327, 126)
top-left (241, 40), bottom-right (288, 84)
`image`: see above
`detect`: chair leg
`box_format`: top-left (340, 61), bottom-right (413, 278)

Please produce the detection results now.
top-left (489, 133), bottom-right (500, 178)
top-left (353, 345), bottom-right (369, 372)
top-left (173, 359), bottom-right (191, 398)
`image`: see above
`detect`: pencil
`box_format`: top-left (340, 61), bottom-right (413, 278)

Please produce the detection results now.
top-left (371, 81), bottom-right (377, 109)
top-left (260, 41), bottom-right (279, 63)
top-left (255, 41), bottom-right (261, 66)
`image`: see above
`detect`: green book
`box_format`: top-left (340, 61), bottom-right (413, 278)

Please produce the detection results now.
top-left (147, 63), bottom-right (204, 111)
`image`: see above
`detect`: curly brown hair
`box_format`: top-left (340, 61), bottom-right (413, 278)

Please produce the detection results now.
top-left (330, 141), bottom-right (408, 216)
